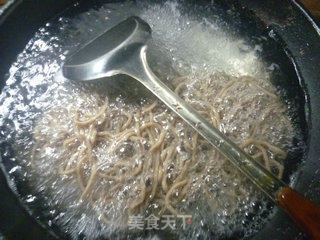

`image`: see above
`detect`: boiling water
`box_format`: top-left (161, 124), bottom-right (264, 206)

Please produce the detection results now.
top-left (0, 1), bottom-right (304, 240)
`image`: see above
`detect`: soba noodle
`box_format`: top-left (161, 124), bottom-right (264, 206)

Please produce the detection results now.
top-left (31, 71), bottom-right (293, 229)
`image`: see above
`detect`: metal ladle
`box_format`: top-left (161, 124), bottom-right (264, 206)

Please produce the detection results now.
top-left (62, 16), bottom-right (320, 239)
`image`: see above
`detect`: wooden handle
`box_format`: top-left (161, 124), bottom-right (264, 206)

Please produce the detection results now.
top-left (277, 187), bottom-right (320, 240)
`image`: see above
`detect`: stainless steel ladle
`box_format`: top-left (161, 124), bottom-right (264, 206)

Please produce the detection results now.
top-left (62, 16), bottom-right (320, 239)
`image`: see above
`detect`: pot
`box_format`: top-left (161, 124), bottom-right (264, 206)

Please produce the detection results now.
top-left (0, 0), bottom-right (319, 239)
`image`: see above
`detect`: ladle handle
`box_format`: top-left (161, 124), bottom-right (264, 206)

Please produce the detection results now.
top-left (124, 46), bottom-right (320, 239)
top-left (277, 187), bottom-right (320, 240)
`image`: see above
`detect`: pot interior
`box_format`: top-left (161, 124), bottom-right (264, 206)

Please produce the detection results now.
top-left (0, 0), bottom-right (315, 239)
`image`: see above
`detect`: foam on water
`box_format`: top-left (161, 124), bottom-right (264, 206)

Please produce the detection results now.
top-left (0, 1), bottom-right (303, 240)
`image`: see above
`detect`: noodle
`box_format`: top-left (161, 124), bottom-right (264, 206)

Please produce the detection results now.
top-left (31, 72), bottom-right (293, 229)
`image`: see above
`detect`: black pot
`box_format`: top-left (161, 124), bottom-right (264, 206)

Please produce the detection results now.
top-left (0, 0), bottom-right (319, 239)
